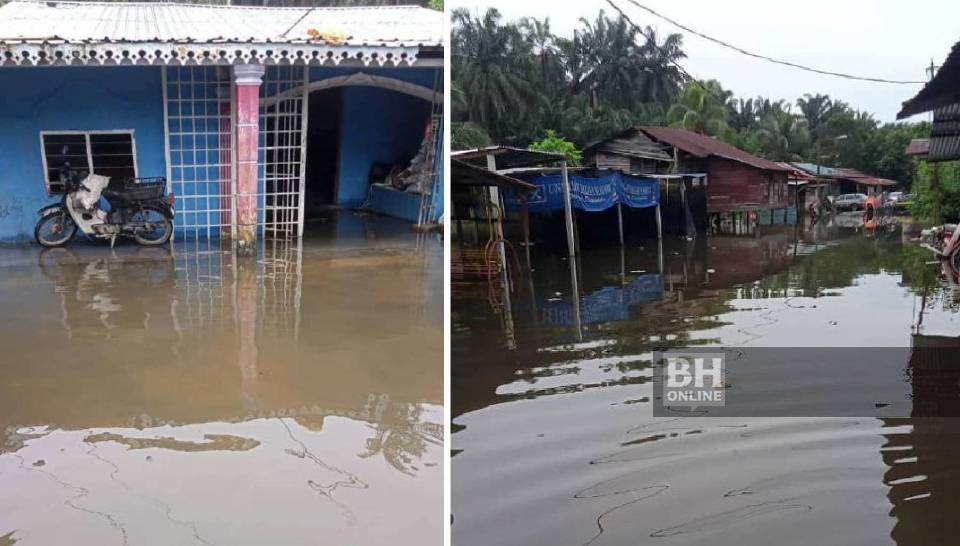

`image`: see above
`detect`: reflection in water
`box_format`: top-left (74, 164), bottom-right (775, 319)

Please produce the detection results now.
top-left (453, 219), bottom-right (960, 546)
top-left (0, 218), bottom-right (442, 545)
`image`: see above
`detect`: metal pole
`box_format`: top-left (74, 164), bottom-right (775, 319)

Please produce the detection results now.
top-left (521, 193), bottom-right (532, 270)
top-left (561, 161), bottom-right (576, 258)
top-left (617, 202), bottom-right (624, 246)
top-left (658, 236), bottom-right (664, 276)
top-left (569, 242), bottom-right (583, 342)
top-left (656, 204), bottom-right (663, 240)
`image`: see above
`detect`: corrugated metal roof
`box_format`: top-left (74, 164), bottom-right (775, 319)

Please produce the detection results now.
top-left (583, 127), bottom-right (673, 162)
top-left (639, 126), bottom-right (792, 172)
top-left (905, 138), bottom-right (930, 156)
top-left (0, 0), bottom-right (443, 47)
top-left (451, 147), bottom-right (566, 170)
top-left (791, 162), bottom-right (842, 177)
top-left (927, 102), bottom-right (960, 161)
top-left (452, 159), bottom-right (537, 192)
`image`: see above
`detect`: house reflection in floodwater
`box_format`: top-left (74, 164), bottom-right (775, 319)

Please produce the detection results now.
top-left (0, 227), bottom-right (442, 544)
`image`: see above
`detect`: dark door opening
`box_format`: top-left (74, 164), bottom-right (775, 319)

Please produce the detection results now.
top-left (304, 88), bottom-right (343, 225)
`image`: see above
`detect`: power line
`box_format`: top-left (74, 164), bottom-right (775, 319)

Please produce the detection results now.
top-left (607, 0), bottom-right (927, 85)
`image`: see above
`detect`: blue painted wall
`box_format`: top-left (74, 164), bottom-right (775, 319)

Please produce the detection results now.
top-left (0, 66), bottom-right (166, 242)
top-left (338, 86), bottom-right (433, 207)
top-left (309, 67), bottom-right (439, 211)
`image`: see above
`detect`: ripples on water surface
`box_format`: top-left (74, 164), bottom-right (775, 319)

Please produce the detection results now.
top-left (453, 222), bottom-right (960, 545)
top-left (0, 215), bottom-right (443, 545)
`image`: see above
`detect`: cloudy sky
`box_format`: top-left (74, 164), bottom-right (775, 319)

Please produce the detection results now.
top-left (449, 0), bottom-right (958, 122)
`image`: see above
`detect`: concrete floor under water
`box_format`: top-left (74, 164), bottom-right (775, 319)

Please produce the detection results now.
top-left (0, 211), bottom-right (443, 545)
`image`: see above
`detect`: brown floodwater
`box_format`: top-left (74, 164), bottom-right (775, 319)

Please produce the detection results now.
top-left (0, 213), bottom-right (442, 545)
top-left (453, 218), bottom-right (960, 546)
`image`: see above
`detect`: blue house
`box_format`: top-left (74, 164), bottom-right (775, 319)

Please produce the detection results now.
top-left (0, 0), bottom-right (444, 243)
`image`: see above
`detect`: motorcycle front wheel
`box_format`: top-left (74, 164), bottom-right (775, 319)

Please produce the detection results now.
top-left (34, 211), bottom-right (77, 247)
top-left (132, 207), bottom-right (173, 246)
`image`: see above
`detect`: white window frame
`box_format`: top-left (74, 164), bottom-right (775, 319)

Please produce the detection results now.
top-left (39, 129), bottom-right (139, 194)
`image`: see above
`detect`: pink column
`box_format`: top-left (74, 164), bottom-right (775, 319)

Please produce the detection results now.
top-left (234, 64), bottom-right (265, 256)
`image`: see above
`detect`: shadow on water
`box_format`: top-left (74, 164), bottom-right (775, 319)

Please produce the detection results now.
top-left (0, 211), bottom-right (442, 545)
top-left (453, 216), bottom-right (960, 546)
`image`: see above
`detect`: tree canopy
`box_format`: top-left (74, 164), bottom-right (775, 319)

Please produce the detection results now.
top-left (452, 7), bottom-right (931, 189)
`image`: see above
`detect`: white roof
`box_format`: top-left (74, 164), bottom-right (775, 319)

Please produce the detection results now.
top-left (0, 1), bottom-right (444, 47)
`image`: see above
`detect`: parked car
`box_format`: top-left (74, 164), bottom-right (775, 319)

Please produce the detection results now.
top-left (888, 191), bottom-right (905, 204)
top-left (834, 193), bottom-right (868, 211)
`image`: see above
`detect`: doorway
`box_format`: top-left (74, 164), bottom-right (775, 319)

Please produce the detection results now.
top-left (303, 88), bottom-right (343, 224)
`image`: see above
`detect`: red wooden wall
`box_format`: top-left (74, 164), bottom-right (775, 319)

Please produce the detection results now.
top-left (706, 157), bottom-right (788, 213)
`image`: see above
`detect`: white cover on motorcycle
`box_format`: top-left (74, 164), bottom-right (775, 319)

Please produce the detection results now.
top-left (77, 174), bottom-right (111, 210)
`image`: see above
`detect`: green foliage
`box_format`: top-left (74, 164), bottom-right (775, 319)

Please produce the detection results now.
top-left (910, 161), bottom-right (960, 223)
top-left (428, 0), bottom-right (442, 10)
top-left (529, 130), bottom-right (583, 166)
top-left (452, 122), bottom-right (493, 151)
top-left (666, 81), bottom-right (730, 138)
top-left (452, 7), bottom-right (929, 184)
top-left (452, 8), bottom-right (685, 147)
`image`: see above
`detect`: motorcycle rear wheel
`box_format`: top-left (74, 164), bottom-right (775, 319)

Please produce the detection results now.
top-left (132, 207), bottom-right (173, 246)
top-left (34, 211), bottom-right (77, 247)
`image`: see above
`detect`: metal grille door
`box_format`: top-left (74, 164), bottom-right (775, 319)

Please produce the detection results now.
top-left (259, 66), bottom-right (308, 238)
top-left (163, 66), bottom-right (235, 241)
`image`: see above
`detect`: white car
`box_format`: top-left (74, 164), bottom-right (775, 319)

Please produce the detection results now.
top-left (834, 193), bottom-right (867, 211)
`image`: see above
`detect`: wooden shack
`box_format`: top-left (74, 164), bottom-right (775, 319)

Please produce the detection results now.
top-left (639, 126), bottom-right (793, 234)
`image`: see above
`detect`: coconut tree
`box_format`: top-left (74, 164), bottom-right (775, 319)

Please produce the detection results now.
top-left (755, 111), bottom-right (811, 161)
top-left (666, 81), bottom-right (730, 137)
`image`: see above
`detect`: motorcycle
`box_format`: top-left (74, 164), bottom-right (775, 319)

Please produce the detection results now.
top-left (34, 154), bottom-right (175, 248)
top-left (920, 223), bottom-right (960, 270)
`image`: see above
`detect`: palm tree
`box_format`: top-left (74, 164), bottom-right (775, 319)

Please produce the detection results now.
top-left (729, 97), bottom-right (758, 132)
top-left (796, 93), bottom-right (833, 135)
top-left (755, 111), bottom-right (811, 161)
top-left (666, 81), bottom-right (729, 137)
top-left (452, 8), bottom-right (536, 140)
top-left (519, 17), bottom-right (566, 91)
top-left (573, 11), bottom-right (646, 110)
top-left (634, 26), bottom-right (686, 104)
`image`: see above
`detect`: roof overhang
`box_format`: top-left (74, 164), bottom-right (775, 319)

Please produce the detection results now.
top-left (451, 146), bottom-right (566, 170)
top-left (0, 41), bottom-right (431, 67)
top-left (452, 159), bottom-right (536, 192)
top-left (898, 40), bottom-right (960, 119)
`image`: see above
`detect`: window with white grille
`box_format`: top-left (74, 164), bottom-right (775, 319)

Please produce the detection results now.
top-left (41, 131), bottom-right (137, 194)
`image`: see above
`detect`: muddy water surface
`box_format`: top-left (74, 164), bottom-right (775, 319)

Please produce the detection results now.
top-left (0, 215), bottom-right (442, 545)
top-left (453, 220), bottom-right (960, 546)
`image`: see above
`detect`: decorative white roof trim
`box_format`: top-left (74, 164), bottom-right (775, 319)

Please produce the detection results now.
top-left (0, 42), bottom-right (425, 68)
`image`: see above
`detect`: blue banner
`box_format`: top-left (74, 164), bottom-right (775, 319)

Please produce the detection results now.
top-left (540, 274), bottom-right (664, 327)
top-left (515, 172), bottom-right (660, 213)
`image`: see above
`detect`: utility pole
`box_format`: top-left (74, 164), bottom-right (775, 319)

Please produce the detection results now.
top-left (927, 59), bottom-right (938, 123)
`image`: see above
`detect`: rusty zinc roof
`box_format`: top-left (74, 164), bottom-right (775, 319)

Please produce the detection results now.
top-left (905, 138), bottom-right (930, 156)
top-left (639, 126), bottom-right (792, 172)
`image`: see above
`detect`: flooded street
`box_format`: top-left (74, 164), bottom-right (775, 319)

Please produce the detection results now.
top-left (452, 219), bottom-right (960, 545)
top-left (0, 214), bottom-right (442, 545)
